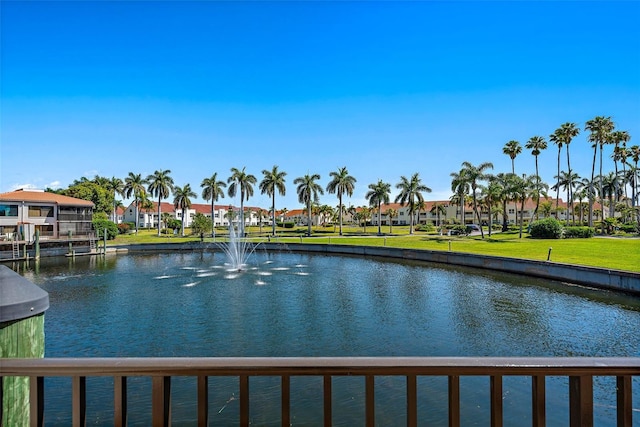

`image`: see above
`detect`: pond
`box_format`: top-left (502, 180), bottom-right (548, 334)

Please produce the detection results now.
top-left (17, 250), bottom-right (640, 426)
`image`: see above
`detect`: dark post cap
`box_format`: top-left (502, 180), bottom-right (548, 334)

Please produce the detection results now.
top-left (0, 265), bottom-right (49, 322)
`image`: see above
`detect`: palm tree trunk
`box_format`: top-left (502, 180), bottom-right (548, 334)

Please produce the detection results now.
top-left (338, 195), bottom-right (343, 236)
top-left (307, 203), bottom-right (312, 236)
top-left (211, 201), bottom-right (215, 238)
top-left (377, 203), bottom-right (382, 235)
top-left (157, 197), bottom-right (162, 237)
top-left (555, 147), bottom-right (561, 219)
top-left (589, 145), bottom-right (597, 227)
top-left (599, 144), bottom-right (606, 234)
top-left (271, 194), bottom-right (276, 237)
top-left (567, 144), bottom-right (574, 225)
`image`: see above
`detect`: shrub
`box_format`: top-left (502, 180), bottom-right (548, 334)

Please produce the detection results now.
top-left (448, 225), bottom-right (469, 236)
top-left (618, 223), bottom-right (639, 234)
top-left (117, 223), bottom-right (131, 234)
top-left (93, 219), bottom-right (118, 240)
top-left (529, 218), bottom-right (563, 239)
top-left (564, 226), bottom-right (594, 238)
top-left (277, 221), bottom-right (295, 229)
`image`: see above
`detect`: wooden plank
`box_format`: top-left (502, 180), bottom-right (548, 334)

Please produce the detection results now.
top-left (240, 375), bottom-right (249, 427)
top-left (569, 375), bottom-right (593, 427)
top-left (406, 375), bottom-right (417, 427)
top-left (281, 375), bottom-right (290, 427)
top-left (323, 375), bottom-right (332, 427)
top-left (72, 376), bottom-right (86, 427)
top-left (532, 375), bottom-right (545, 427)
top-left (114, 376), bottom-right (127, 427)
top-left (490, 375), bottom-right (502, 427)
top-left (29, 376), bottom-right (44, 427)
top-left (616, 375), bottom-right (632, 427)
top-left (152, 376), bottom-right (171, 427)
top-left (448, 375), bottom-right (460, 427)
top-left (198, 375), bottom-right (208, 427)
top-left (366, 375), bottom-right (375, 427)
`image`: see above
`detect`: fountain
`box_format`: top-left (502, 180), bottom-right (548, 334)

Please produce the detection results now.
top-left (217, 217), bottom-right (258, 271)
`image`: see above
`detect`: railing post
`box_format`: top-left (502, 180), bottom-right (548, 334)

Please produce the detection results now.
top-left (198, 376), bottom-right (208, 426)
top-left (323, 375), bottom-right (332, 427)
top-left (72, 376), bottom-right (86, 427)
top-left (29, 376), bottom-right (44, 427)
top-left (240, 375), bottom-right (249, 427)
top-left (532, 375), bottom-right (546, 427)
top-left (406, 375), bottom-right (417, 427)
top-left (449, 375), bottom-right (460, 427)
top-left (152, 376), bottom-right (171, 427)
top-left (281, 375), bottom-right (290, 427)
top-left (569, 375), bottom-right (593, 427)
top-left (490, 375), bottom-right (503, 427)
top-left (616, 375), bottom-right (632, 427)
top-left (366, 375), bottom-right (375, 427)
top-left (114, 376), bottom-right (127, 427)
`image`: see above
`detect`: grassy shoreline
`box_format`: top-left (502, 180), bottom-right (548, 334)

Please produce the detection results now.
top-left (110, 226), bottom-right (640, 273)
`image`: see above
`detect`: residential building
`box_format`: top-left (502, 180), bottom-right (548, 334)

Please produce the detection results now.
top-left (0, 189), bottom-right (94, 241)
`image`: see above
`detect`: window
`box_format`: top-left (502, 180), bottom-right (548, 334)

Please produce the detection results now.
top-left (29, 206), bottom-right (54, 217)
top-left (0, 204), bottom-right (18, 216)
top-left (508, 209), bottom-right (515, 214)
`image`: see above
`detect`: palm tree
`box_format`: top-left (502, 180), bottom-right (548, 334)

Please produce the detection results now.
top-left (430, 203), bottom-right (447, 235)
top-left (630, 145), bottom-right (640, 223)
top-left (552, 171), bottom-right (580, 224)
top-left (495, 173), bottom-right (518, 231)
top-left (365, 180), bottom-right (391, 235)
top-left (460, 161), bottom-right (493, 238)
top-left (227, 167), bottom-right (257, 236)
top-left (610, 130), bottom-right (630, 205)
top-left (395, 173), bottom-right (431, 234)
top-left (482, 177), bottom-right (503, 236)
top-left (201, 173), bottom-right (226, 238)
top-left (511, 174), bottom-right (537, 238)
top-left (279, 207), bottom-right (289, 224)
top-left (502, 140), bottom-right (522, 174)
top-left (450, 169), bottom-right (470, 225)
top-left (525, 136), bottom-right (547, 219)
top-left (326, 167), bottom-right (357, 236)
top-left (585, 116), bottom-right (615, 230)
top-left (105, 176), bottom-right (124, 223)
top-left (359, 206), bottom-right (371, 233)
top-left (123, 172), bottom-right (147, 234)
top-left (600, 172), bottom-right (622, 219)
top-left (385, 208), bottom-right (397, 234)
top-left (173, 184), bottom-right (196, 237)
top-left (259, 165), bottom-right (287, 237)
top-left (146, 169), bottom-right (174, 236)
top-left (294, 173), bottom-right (324, 236)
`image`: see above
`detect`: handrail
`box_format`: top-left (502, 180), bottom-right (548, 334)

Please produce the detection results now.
top-left (1, 357), bottom-right (638, 427)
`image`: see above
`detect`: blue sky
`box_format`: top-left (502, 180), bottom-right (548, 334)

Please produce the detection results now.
top-left (2, 1), bottom-right (639, 210)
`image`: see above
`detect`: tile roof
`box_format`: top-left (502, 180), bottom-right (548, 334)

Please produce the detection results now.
top-left (0, 189), bottom-right (94, 207)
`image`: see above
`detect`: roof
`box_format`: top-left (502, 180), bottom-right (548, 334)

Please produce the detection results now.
top-left (0, 189), bottom-right (94, 207)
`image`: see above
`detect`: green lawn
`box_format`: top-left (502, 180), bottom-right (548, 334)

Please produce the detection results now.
top-left (111, 227), bottom-right (640, 273)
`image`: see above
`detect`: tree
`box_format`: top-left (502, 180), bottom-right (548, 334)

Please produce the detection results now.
top-left (385, 208), bottom-right (397, 234)
top-left (610, 130), bottom-right (630, 204)
top-left (450, 169), bottom-right (470, 225)
top-left (629, 145), bottom-right (640, 224)
top-left (525, 136), bottom-right (548, 220)
top-left (366, 180), bottom-right (391, 235)
top-left (600, 172), bottom-right (621, 219)
top-left (502, 140), bottom-right (522, 174)
top-left (147, 169), bottom-right (174, 236)
top-left (191, 212), bottom-right (211, 236)
top-left (294, 173), bottom-right (324, 236)
top-left (201, 173), bottom-right (227, 238)
top-left (395, 173), bottom-right (431, 234)
top-left (227, 167), bottom-right (257, 236)
top-left (549, 123), bottom-right (580, 223)
top-left (326, 167), bottom-right (357, 236)
top-left (259, 165), bottom-right (287, 237)
top-left (585, 116), bottom-right (614, 230)
top-left (359, 206), bottom-right (372, 232)
top-left (460, 161), bottom-right (493, 238)
top-left (511, 174), bottom-right (537, 238)
top-left (123, 172), bottom-right (147, 234)
top-left (430, 203), bottom-right (447, 235)
top-left (105, 177), bottom-right (125, 223)
top-left (173, 184), bottom-right (196, 237)
top-left (552, 171), bottom-right (580, 224)
top-left (63, 180), bottom-right (112, 214)
top-left (481, 178), bottom-right (503, 236)
top-left (495, 173), bottom-right (518, 231)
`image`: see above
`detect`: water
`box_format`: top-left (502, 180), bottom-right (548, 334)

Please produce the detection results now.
top-left (15, 251), bottom-right (640, 426)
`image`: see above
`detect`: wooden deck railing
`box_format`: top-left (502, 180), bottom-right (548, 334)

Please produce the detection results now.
top-left (1, 357), bottom-right (638, 427)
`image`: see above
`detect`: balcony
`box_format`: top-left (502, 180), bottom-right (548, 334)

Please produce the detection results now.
top-left (1, 357), bottom-right (638, 426)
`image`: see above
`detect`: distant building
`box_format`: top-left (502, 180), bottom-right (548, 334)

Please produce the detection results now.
top-left (0, 189), bottom-right (94, 241)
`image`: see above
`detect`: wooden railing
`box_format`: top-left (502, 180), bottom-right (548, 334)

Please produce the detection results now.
top-left (1, 357), bottom-right (638, 427)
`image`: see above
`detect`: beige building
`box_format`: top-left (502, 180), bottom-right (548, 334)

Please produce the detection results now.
top-left (0, 189), bottom-right (94, 241)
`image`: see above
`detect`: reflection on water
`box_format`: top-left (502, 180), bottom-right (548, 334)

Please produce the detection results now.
top-left (12, 252), bottom-right (640, 426)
